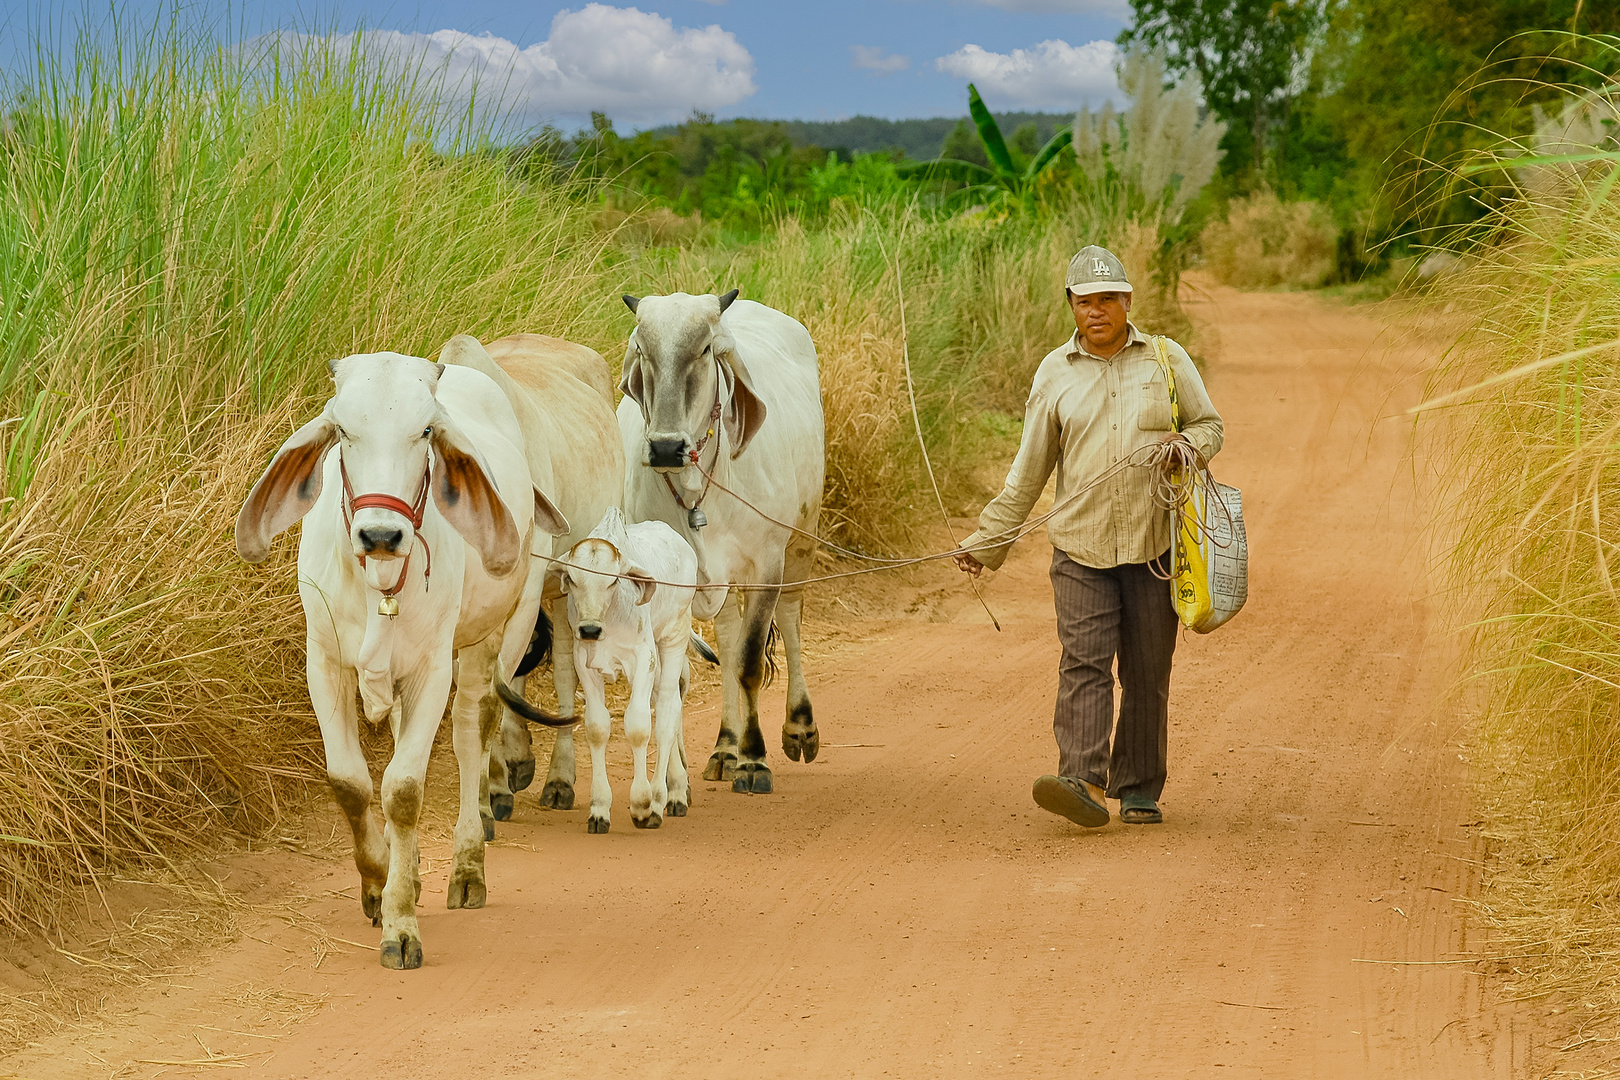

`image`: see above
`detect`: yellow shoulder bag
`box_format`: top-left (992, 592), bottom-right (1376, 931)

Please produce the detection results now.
top-left (1152, 336), bottom-right (1248, 633)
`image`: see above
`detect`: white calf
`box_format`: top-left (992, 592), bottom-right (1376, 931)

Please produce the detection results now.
top-left (552, 508), bottom-right (704, 832)
top-left (619, 291), bottom-right (825, 796)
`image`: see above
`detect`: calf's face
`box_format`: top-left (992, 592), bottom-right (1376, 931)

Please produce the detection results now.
top-left (561, 538), bottom-right (655, 640)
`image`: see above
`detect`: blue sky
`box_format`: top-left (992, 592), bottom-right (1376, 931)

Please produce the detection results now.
top-left (1, 1), bottom-right (1131, 129)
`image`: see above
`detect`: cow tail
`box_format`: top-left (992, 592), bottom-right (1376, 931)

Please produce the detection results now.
top-left (690, 631), bottom-right (719, 665)
top-left (763, 620), bottom-right (779, 689)
top-left (514, 605), bottom-right (553, 677)
top-left (493, 667), bottom-right (576, 728)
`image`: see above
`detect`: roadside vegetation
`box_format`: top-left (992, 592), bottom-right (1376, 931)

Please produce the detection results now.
top-left (3, 0), bottom-right (1616, 1046)
top-left (1421, 66), bottom-right (1620, 1054)
top-left (0, 28), bottom-right (622, 935)
top-left (0, 20), bottom-right (1180, 941)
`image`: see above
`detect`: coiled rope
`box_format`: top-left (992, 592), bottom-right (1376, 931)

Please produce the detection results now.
top-left (1141, 437), bottom-right (1237, 583)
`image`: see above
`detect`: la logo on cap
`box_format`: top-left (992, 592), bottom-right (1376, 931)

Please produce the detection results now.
top-left (1092, 259), bottom-right (1112, 276)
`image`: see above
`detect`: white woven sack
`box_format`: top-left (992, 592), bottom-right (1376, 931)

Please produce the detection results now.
top-left (1184, 478), bottom-right (1248, 633)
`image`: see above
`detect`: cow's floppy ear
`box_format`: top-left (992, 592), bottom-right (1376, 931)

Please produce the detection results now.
top-left (618, 338), bottom-right (646, 408)
top-left (235, 411), bottom-right (338, 563)
top-left (532, 486), bottom-right (570, 537)
top-left (543, 566), bottom-right (568, 598)
top-left (429, 416), bottom-right (521, 578)
top-left (713, 331), bottom-right (767, 457)
top-left (623, 565), bottom-right (657, 606)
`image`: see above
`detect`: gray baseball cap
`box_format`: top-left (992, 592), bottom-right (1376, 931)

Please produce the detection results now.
top-left (1066, 245), bottom-right (1132, 297)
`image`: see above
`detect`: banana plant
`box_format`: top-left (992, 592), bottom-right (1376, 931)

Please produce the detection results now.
top-left (897, 84), bottom-right (1074, 202)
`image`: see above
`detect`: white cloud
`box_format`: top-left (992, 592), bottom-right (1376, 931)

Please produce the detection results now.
top-left (286, 5), bottom-right (756, 128)
top-left (934, 39), bottom-right (1120, 110)
top-left (851, 46), bottom-right (909, 75)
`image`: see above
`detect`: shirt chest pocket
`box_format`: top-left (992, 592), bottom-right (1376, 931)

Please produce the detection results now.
top-left (1138, 378), bottom-right (1174, 431)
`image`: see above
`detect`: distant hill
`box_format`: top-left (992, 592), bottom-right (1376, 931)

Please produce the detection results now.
top-left (638, 112), bottom-right (1077, 162)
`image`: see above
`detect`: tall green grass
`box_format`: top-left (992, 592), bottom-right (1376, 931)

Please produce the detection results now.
top-left (0, 17), bottom-right (1150, 938)
top-left (0, 25), bottom-right (620, 931)
top-left (1426, 80), bottom-right (1620, 1047)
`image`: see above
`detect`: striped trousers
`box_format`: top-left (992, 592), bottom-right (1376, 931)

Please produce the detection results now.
top-left (1049, 547), bottom-right (1178, 800)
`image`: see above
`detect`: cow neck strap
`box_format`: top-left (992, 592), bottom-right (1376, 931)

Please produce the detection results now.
top-left (340, 454), bottom-right (433, 608)
top-left (662, 357), bottom-right (726, 524)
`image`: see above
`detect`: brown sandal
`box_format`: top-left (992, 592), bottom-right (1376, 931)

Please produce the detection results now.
top-left (1032, 775), bottom-right (1109, 828)
top-left (1119, 794), bottom-right (1163, 824)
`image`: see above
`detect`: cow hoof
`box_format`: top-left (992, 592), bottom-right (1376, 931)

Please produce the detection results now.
top-left (538, 780), bottom-right (575, 810)
top-left (633, 813), bottom-right (662, 830)
top-left (491, 793), bottom-right (514, 821)
top-left (703, 751), bottom-right (738, 782)
top-left (509, 758), bottom-right (536, 793)
top-left (782, 726), bottom-right (819, 763)
top-left (447, 874), bottom-right (486, 910)
top-left (361, 886), bottom-right (383, 924)
top-left (732, 763), bottom-right (773, 794)
top-left (587, 815), bottom-right (610, 834)
top-left (379, 933), bottom-right (423, 970)
top-left (482, 816), bottom-right (495, 843)
top-left (667, 801), bottom-right (688, 818)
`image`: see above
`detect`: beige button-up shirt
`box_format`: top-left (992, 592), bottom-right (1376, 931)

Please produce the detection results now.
top-left (961, 323), bottom-right (1223, 571)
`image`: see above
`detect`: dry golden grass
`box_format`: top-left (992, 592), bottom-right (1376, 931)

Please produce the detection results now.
top-left (1423, 151), bottom-right (1620, 1066)
top-left (0, 401), bottom-right (313, 930)
top-left (1200, 191), bottom-right (1337, 290)
top-left (0, 22), bottom-right (1188, 960)
top-left (0, 29), bottom-right (624, 935)
top-left (594, 205), bottom-right (706, 248)
top-left (1119, 218), bottom-right (1197, 346)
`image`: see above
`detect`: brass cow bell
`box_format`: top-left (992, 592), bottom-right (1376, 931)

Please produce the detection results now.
top-left (378, 595), bottom-right (400, 618)
top-left (688, 506), bottom-right (708, 530)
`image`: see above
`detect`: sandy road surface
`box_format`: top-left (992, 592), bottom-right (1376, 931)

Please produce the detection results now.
top-left (2, 286), bottom-right (1545, 1078)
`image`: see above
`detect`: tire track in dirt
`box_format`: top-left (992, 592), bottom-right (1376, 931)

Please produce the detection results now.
top-left (0, 283), bottom-right (1547, 1078)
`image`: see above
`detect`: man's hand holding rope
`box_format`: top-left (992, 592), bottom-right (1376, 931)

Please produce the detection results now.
top-left (953, 433), bottom-right (1198, 579)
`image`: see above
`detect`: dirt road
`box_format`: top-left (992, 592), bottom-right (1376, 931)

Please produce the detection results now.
top-left (1, 285), bottom-right (1543, 1078)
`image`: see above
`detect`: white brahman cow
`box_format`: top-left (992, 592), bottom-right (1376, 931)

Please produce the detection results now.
top-left (236, 353), bottom-right (572, 969)
top-left (544, 507), bottom-right (715, 832)
top-left (618, 290), bottom-right (825, 794)
top-left (436, 334), bottom-right (623, 820)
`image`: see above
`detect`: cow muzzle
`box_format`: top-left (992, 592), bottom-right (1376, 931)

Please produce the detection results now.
top-left (647, 435), bottom-right (689, 470)
top-left (356, 523), bottom-right (405, 555)
top-left (577, 623), bottom-right (603, 641)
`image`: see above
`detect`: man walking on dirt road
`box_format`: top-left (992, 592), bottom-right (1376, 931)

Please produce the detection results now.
top-left (954, 246), bottom-right (1223, 827)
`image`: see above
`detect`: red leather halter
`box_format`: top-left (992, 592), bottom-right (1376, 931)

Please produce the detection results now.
top-left (340, 455), bottom-right (432, 605)
top-left (661, 356), bottom-right (726, 522)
